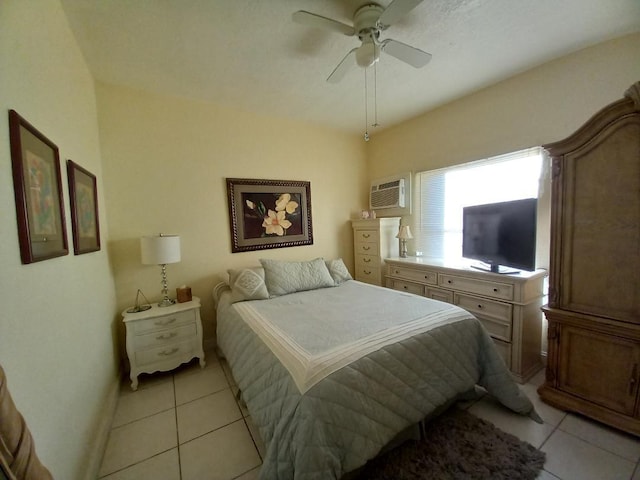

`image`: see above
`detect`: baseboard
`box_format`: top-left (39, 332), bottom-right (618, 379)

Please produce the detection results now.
top-left (82, 372), bottom-right (121, 480)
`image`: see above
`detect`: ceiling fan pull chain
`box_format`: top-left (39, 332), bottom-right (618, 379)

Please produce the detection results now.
top-left (364, 68), bottom-right (370, 141)
top-left (373, 61), bottom-right (379, 128)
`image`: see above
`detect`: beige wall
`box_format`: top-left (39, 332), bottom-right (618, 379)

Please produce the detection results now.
top-left (96, 83), bottom-right (367, 346)
top-left (368, 33), bottom-right (640, 180)
top-left (0, 1), bottom-right (118, 479)
top-left (367, 32), bottom-right (640, 270)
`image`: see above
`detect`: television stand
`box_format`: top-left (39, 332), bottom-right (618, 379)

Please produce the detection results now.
top-left (385, 257), bottom-right (547, 383)
top-left (471, 262), bottom-right (520, 275)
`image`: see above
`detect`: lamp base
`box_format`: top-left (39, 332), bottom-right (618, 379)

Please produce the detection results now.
top-left (158, 297), bottom-right (175, 307)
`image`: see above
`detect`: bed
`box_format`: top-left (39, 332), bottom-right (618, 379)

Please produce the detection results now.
top-left (214, 258), bottom-right (540, 480)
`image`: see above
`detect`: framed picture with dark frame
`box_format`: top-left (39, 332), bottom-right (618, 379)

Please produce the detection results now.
top-left (226, 178), bottom-right (313, 253)
top-left (67, 160), bottom-right (101, 255)
top-left (8, 109), bottom-right (68, 264)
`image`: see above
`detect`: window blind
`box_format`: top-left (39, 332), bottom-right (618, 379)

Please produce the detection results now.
top-left (414, 147), bottom-right (544, 261)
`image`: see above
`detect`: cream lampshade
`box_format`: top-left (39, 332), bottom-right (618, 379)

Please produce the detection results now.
top-left (141, 234), bottom-right (181, 307)
top-left (396, 225), bottom-right (413, 258)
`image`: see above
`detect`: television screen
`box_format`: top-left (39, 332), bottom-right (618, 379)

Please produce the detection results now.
top-left (462, 198), bottom-right (537, 274)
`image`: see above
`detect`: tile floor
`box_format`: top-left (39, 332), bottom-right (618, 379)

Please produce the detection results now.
top-left (98, 346), bottom-right (640, 480)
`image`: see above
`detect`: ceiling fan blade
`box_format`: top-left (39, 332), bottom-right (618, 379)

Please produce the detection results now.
top-left (327, 48), bottom-right (357, 83)
top-left (292, 11), bottom-right (355, 36)
top-left (378, 0), bottom-right (424, 26)
top-left (381, 39), bottom-right (432, 68)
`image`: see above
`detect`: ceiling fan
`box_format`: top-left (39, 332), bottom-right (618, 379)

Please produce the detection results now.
top-left (292, 0), bottom-right (432, 83)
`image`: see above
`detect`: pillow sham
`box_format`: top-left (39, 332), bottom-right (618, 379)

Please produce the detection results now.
top-left (325, 258), bottom-right (353, 285)
top-left (260, 258), bottom-right (335, 297)
top-left (227, 267), bottom-right (270, 303)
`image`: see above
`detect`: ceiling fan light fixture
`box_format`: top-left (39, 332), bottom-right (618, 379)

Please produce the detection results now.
top-left (355, 42), bottom-right (380, 68)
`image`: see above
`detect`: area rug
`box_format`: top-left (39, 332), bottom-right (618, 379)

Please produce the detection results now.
top-left (355, 408), bottom-right (546, 480)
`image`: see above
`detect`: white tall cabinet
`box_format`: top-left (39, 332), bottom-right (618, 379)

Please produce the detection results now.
top-left (351, 218), bottom-right (400, 286)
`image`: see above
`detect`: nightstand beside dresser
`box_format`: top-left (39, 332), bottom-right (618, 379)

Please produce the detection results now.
top-left (122, 296), bottom-right (205, 390)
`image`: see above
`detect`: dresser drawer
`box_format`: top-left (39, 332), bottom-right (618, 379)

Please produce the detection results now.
top-left (135, 339), bottom-right (196, 366)
top-left (491, 339), bottom-right (512, 368)
top-left (131, 309), bottom-right (196, 334)
top-left (439, 274), bottom-right (513, 301)
top-left (389, 279), bottom-right (424, 296)
top-left (355, 265), bottom-right (380, 284)
top-left (355, 242), bottom-right (379, 256)
top-left (134, 323), bottom-right (197, 349)
top-left (388, 265), bottom-right (438, 285)
top-left (454, 293), bottom-right (512, 322)
top-left (354, 229), bottom-right (379, 243)
top-left (355, 254), bottom-right (380, 268)
top-left (455, 293), bottom-right (512, 341)
top-left (425, 287), bottom-right (454, 304)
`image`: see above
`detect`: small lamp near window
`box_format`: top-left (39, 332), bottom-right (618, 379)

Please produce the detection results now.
top-left (141, 234), bottom-right (181, 307)
top-left (396, 225), bottom-right (413, 258)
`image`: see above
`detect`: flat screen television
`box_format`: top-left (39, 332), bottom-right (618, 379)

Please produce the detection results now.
top-left (462, 198), bottom-right (537, 274)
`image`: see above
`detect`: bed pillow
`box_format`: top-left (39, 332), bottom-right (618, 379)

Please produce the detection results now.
top-left (227, 267), bottom-right (270, 303)
top-left (325, 258), bottom-right (353, 285)
top-left (260, 258), bottom-right (335, 297)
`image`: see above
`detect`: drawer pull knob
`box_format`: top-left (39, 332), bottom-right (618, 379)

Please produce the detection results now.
top-left (363, 234), bottom-right (370, 238)
top-left (403, 286), bottom-right (408, 290)
top-left (158, 347), bottom-right (179, 356)
top-left (363, 246), bottom-right (371, 251)
top-left (364, 270), bottom-right (371, 275)
top-left (447, 280), bottom-right (452, 284)
top-left (478, 304), bottom-right (483, 309)
top-left (156, 332), bottom-right (177, 340)
top-left (493, 288), bottom-right (498, 292)
top-left (155, 317), bottom-right (176, 326)
top-left (363, 258), bottom-right (371, 263)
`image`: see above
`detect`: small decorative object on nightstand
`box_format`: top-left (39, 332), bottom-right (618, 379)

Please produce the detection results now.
top-left (122, 296), bottom-right (205, 390)
top-left (396, 225), bottom-right (413, 258)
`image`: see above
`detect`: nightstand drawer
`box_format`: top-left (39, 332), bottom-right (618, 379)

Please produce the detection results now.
top-left (389, 279), bottom-right (424, 296)
top-left (439, 274), bottom-right (513, 301)
top-left (131, 309), bottom-right (195, 334)
top-left (134, 323), bottom-right (197, 349)
top-left (136, 339), bottom-right (196, 366)
top-left (355, 242), bottom-right (379, 256)
top-left (388, 265), bottom-right (437, 285)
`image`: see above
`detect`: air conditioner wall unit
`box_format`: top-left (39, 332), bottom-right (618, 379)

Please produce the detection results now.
top-left (370, 177), bottom-right (405, 210)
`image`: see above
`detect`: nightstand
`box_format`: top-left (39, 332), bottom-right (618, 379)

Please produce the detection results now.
top-left (122, 296), bottom-right (205, 390)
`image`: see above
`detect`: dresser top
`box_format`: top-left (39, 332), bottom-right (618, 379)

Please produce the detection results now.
top-left (386, 257), bottom-right (547, 281)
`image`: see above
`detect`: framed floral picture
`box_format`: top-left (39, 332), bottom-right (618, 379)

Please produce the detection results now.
top-left (226, 178), bottom-right (313, 253)
top-left (8, 110), bottom-right (68, 264)
top-left (67, 160), bottom-right (101, 255)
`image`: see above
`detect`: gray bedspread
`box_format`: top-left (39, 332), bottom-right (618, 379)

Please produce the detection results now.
top-left (216, 281), bottom-right (538, 480)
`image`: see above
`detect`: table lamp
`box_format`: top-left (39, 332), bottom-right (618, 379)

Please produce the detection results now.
top-left (396, 225), bottom-right (413, 258)
top-left (141, 234), bottom-right (181, 307)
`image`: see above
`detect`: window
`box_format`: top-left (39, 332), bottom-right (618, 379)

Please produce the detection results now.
top-left (414, 148), bottom-right (544, 262)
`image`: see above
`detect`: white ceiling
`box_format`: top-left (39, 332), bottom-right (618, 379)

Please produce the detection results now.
top-left (61, 0), bottom-right (640, 137)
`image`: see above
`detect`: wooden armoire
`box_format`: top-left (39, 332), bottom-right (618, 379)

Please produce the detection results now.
top-left (538, 81), bottom-right (640, 436)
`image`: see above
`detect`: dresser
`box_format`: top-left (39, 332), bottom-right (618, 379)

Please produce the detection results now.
top-left (539, 82), bottom-right (640, 436)
top-left (385, 257), bottom-right (546, 383)
top-left (122, 297), bottom-right (206, 390)
top-left (351, 218), bottom-right (400, 286)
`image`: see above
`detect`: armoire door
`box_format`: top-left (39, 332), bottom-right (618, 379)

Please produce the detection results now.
top-left (557, 324), bottom-right (640, 416)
